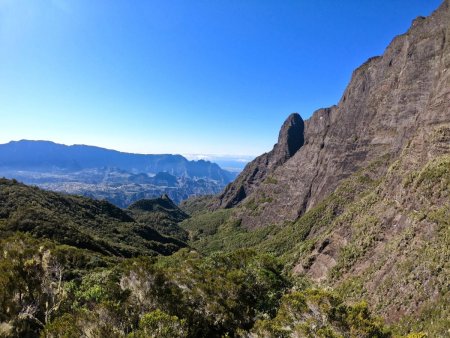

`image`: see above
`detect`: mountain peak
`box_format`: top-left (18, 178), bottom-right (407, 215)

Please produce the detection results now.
top-left (215, 113), bottom-right (305, 209)
top-left (276, 112), bottom-right (304, 161)
top-left (216, 0), bottom-right (450, 226)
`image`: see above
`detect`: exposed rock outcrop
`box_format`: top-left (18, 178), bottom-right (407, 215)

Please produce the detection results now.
top-left (220, 0), bottom-right (450, 228)
top-left (216, 113), bottom-right (304, 208)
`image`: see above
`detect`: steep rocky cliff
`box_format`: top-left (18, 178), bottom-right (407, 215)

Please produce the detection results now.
top-left (219, 0), bottom-right (450, 228)
top-left (216, 113), bottom-right (304, 208)
top-left (180, 2), bottom-right (450, 333)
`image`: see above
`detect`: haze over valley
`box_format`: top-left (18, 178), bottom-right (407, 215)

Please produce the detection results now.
top-left (0, 140), bottom-right (240, 207)
top-left (0, 1), bottom-right (448, 337)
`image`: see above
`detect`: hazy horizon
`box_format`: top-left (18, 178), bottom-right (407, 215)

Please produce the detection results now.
top-left (0, 0), bottom-right (442, 155)
top-left (0, 139), bottom-right (256, 173)
top-left (0, 138), bottom-right (257, 158)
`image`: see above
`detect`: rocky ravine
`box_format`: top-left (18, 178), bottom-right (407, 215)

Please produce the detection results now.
top-left (216, 0), bottom-right (450, 229)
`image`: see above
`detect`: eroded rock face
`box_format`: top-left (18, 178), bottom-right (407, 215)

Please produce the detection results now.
top-left (216, 113), bottom-right (304, 209)
top-left (275, 113), bottom-right (305, 162)
top-left (219, 0), bottom-right (450, 228)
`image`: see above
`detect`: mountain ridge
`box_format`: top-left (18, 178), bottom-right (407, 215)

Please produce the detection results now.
top-left (215, 0), bottom-right (450, 228)
top-left (178, 1), bottom-right (450, 334)
top-left (0, 139), bottom-right (235, 183)
top-left (0, 2), bottom-right (448, 336)
top-left (216, 113), bottom-right (304, 209)
top-left (0, 139), bottom-right (237, 207)
top-left (0, 178), bottom-right (187, 257)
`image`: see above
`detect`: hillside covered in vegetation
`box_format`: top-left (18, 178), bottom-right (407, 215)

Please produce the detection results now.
top-left (0, 179), bottom-right (186, 258)
top-left (1, 1), bottom-right (449, 337)
top-left (0, 202), bottom-right (392, 337)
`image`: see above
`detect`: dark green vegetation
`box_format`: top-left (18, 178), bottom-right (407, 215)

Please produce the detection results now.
top-left (2, 0), bottom-right (449, 335)
top-left (0, 231), bottom-right (390, 338)
top-left (0, 231), bottom-right (285, 337)
top-left (2, 138), bottom-right (447, 338)
top-left (180, 150), bottom-right (450, 337)
top-left (181, 156), bottom-right (389, 263)
top-left (0, 179), bottom-right (186, 257)
top-left (252, 289), bottom-right (390, 338)
top-left (2, 149), bottom-right (446, 338)
top-left (0, 178), bottom-right (395, 337)
top-left (128, 195), bottom-right (189, 242)
top-left (2, 139), bottom-right (447, 338)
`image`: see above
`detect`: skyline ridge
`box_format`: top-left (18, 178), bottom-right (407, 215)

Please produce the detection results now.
top-left (0, 0), bottom-right (442, 155)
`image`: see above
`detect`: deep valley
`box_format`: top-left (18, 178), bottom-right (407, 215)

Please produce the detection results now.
top-left (0, 1), bottom-right (449, 337)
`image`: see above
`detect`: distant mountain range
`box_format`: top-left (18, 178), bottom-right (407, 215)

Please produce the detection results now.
top-left (0, 140), bottom-right (235, 182)
top-left (1, 2), bottom-right (449, 337)
top-left (0, 140), bottom-right (237, 207)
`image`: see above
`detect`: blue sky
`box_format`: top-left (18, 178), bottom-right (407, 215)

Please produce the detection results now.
top-left (0, 0), bottom-right (443, 156)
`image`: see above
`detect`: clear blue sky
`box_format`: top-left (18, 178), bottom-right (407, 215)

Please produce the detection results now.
top-left (0, 0), bottom-right (443, 156)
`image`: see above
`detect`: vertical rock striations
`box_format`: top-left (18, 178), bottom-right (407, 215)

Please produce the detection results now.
top-left (217, 0), bottom-right (450, 228)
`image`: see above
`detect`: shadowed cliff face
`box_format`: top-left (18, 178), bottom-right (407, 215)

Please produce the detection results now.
top-left (275, 113), bottom-right (305, 161)
top-left (216, 113), bottom-right (304, 209)
top-left (217, 0), bottom-right (450, 228)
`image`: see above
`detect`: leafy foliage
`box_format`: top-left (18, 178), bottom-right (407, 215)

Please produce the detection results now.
top-left (179, 153), bottom-right (450, 337)
top-left (252, 289), bottom-right (390, 338)
top-left (0, 233), bottom-right (116, 337)
top-left (1, 149), bottom-right (447, 337)
top-left (130, 310), bottom-right (187, 338)
top-left (25, 246), bottom-right (288, 337)
top-left (0, 228), bottom-right (401, 337)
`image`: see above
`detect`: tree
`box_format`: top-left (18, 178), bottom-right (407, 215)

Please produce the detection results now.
top-left (131, 309), bottom-right (187, 338)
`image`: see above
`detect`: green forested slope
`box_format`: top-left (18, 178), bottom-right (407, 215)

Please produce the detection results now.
top-left (180, 130), bottom-right (450, 336)
top-left (0, 179), bottom-right (186, 257)
top-left (0, 178), bottom-right (394, 337)
top-left (128, 195), bottom-right (189, 242)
